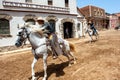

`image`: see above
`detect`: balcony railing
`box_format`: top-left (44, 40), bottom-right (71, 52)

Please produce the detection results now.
top-left (2, 1), bottom-right (70, 13)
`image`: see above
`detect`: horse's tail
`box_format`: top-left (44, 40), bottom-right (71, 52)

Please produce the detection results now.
top-left (69, 42), bottom-right (76, 53)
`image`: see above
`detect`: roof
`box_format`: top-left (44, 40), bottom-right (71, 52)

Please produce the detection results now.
top-left (114, 13), bottom-right (120, 17)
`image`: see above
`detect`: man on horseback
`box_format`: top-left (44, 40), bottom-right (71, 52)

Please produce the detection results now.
top-left (37, 17), bottom-right (63, 59)
top-left (88, 21), bottom-right (98, 35)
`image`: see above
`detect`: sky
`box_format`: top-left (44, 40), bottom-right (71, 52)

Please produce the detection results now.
top-left (77, 0), bottom-right (120, 14)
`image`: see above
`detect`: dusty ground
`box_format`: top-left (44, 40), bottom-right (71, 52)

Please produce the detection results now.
top-left (0, 29), bottom-right (120, 80)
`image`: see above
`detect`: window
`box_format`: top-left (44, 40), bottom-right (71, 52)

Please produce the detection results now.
top-left (100, 11), bottom-right (103, 16)
top-left (25, 0), bottom-right (32, 3)
top-left (26, 19), bottom-right (35, 25)
top-left (0, 19), bottom-right (10, 34)
top-left (48, 20), bottom-right (55, 32)
top-left (94, 9), bottom-right (97, 16)
top-left (48, 0), bottom-right (53, 5)
top-left (65, 0), bottom-right (69, 7)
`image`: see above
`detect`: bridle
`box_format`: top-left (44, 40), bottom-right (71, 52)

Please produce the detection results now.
top-left (17, 27), bottom-right (31, 46)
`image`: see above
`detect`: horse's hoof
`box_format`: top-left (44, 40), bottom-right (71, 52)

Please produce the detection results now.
top-left (32, 76), bottom-right (37, 80)
top-left (68, 64), bottom-right (72, 66)
top-left (53, 56), bottom-right (57, 59)
top-left (42, 77), bottom-right (47, 80)
top-left (73, 61), bottom-right (77, 64)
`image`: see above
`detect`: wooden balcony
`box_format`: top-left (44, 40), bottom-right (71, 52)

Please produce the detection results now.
top-left (2, 1), bottom-right (70, 13)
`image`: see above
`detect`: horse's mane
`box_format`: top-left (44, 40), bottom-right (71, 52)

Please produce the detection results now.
top-left (24, 23), bottom-right (44, 36)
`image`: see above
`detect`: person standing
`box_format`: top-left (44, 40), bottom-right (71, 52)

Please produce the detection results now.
top-left (65, 27), bottom-right (69, 38)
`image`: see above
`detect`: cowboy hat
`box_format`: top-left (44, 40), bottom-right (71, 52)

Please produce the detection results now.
top-left (37, 17), bottom-right (44, 21)
top-left (88, 21), bottom-right (92, 23)
top-left (37, 17), bottom-right (44, 24)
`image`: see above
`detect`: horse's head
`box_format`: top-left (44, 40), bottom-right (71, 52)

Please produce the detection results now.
top-left (15, 25), bottom-right (30, 47)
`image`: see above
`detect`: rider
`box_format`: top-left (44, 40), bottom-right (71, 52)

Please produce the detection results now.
top-left (88, 21), bottom-right (98, 35)
top-left (37, 17), bottom-right (63, 59)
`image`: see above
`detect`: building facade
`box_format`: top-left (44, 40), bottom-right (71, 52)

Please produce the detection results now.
top-left (109, 14), bottom-right (119, 28)
top-left (77, 7), bottom-right (87, 37)
top-left (114, 13), bottom-right (120, 26)
top-left (0, 0), bottom-right (82, 47)
top-left (79, 5), bottom-right (108, 30)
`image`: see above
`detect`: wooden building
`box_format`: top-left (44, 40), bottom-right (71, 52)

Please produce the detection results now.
top-left (79, 5), bottom-right (108, 30)
top-left (115, 13), bottom-right (120, 26)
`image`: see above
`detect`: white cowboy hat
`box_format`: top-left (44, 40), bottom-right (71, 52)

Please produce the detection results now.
top-left (88, 21), bottom-right (92, 23)
top-left (37, 17), bottom-right (44, 21)
top-left (37, 17), bottom-right (44, 25)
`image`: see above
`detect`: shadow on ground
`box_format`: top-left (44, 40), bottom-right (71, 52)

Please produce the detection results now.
top-left (84, 39), bottom-right (98, 43)
top-left (28, 61), bottom-right (69, 80)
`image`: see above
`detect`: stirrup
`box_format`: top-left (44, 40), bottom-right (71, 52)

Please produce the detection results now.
top-left (53, 56), bottom-right (57, 59)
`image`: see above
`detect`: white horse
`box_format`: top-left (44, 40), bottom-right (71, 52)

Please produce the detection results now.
top-left (15, 23), bottom-right (76, 80)
top-left (84, 26), bottom-right (99, 42)
top-left (57, 34), bottom-right (76, 64)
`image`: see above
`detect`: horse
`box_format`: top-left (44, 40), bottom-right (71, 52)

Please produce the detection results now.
top-left (84, 26), bottom-right (99, 42)
top-left (57, 34), bottom-right (76, 64)
top-left (15, 23), bottom-right (76, 80)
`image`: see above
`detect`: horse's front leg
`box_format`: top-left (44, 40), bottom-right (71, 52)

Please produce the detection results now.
top-left (87, 31), bottom-right (93, 42)
top-left (42, 54), bottom-right (48, 80)
top-left (31, 57), bottom-right (38, 80)
top-left (95, 32), bottom-right (99, 40)
top-left (90, 35), bottom-right (93, 42)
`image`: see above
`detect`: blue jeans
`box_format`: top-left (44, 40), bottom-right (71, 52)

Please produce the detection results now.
top-left (92, 27), bottom-right (98, 35)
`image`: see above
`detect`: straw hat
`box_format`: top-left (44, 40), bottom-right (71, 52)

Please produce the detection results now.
top-left (37, 17), bottom-right (43, 20)
top-left (37, 17), bottom-right (44, 24)
top-left (88, 21), bottom-right (92, 23)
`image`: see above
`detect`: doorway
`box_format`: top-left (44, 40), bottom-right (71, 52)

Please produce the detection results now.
top-left (63, 22), bottom-right (73, 39)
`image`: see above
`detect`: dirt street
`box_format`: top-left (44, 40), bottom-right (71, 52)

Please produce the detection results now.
top-left (0, 29), bottom-right (120, 80)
